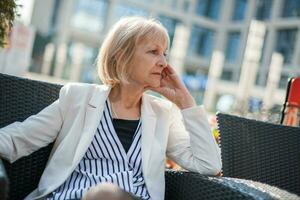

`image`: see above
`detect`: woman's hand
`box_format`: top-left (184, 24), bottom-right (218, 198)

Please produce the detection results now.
top-left (147, 64), bottom-right (196, 110)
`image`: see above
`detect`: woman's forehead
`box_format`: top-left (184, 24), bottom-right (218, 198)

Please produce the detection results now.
top-left (138, 35), bottom-right (168, 50)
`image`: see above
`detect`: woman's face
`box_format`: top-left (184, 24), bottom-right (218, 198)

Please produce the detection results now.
top-left (126, 36), bottom-right (168, 88)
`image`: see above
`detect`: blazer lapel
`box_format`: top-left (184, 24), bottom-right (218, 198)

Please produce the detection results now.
top-left (141, 94), bottom-right (157, 175)
top-left (73, 85), bottom-right (111, 165)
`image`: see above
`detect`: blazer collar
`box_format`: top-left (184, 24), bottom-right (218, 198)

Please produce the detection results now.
top-left (73, 84), bottom-right (111, 165)
top-left (88, 84), bottom-right (111, 108)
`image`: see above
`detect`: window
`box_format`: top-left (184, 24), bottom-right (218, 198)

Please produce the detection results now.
top-left (255, 0), bottom-right (273, 20)
top-left (255, 73), bottom-right (267, 86)
top-left (188, 26), bottom-right (215, 59)
top-left (64, 42), bottom-right (98, 83)
top-left (221, 69), bottom-right (233, 81)
top-left (183, 0), bottom-right (191, 12)
top-left (279, 74), bottom-right (290, 89)
top-left (129, 0), bottom-right (151, 4)
top-left (282, 0), bottom-right (300, 18)
top-left (225, 32), bottom-right (241, 63)
top-left (158, 15), bottom-right (179, 48)
top-left (276, 29), bottom-right (298, 64)
top-left (171, 0), bottom-right (178, 9)
top-left (71, 0), bottom-right (108, 33)
top-left (113, 3), bottom-right (148, 22)
top-left (50, 0), bottom-right (61, 33)
top-left (159, 0), bottom-right (178, 9)
top-left (195, 0), bottom-right (221, 20)
top-left (232, 0), bottom-right (247, 21)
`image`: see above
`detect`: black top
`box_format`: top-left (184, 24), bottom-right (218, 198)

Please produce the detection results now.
top-left (112, 118), bottom-right (140, 153)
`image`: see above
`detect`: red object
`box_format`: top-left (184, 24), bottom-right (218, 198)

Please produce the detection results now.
top-left (282, 77), bottom-right (300, 127)
top-left (287, 78), bottom-right (300, 107)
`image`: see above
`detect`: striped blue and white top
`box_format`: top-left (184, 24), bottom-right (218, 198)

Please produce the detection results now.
top-left (48, 100), bottom-right (151, 200)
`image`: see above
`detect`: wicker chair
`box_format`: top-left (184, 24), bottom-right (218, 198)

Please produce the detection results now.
top-left (217, 112), bottom-right (300, 196)
top-left (0, 73), bottom-right (299, 200)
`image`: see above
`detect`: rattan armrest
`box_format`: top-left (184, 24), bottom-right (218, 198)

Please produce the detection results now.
top-left (165, 170), bottom-right (300, 200)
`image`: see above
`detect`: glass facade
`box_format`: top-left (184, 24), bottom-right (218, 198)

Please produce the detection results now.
top-left (276, 28), bottom-right (298, 64)
top-left (171, 0), bottom-right (178, 9)
top-left (232, 0), bottom-right (247, 21)
top-left (255, 0), bottom-right (273, 20)
top-left (65, 42), bottom-right (98, 83)
top-left (114, 3), bottom-right (149, 22)
top-left (183, 0), bottom-right (191, 12)
top-left (195, 0), bottom-right (221, 20)
top-left (279, 74), bottom-right (290, 89)
top-left (225, 32), bottom-right (241, 63)
top-left (188, 25), bottom-right (215, 59)
top-left (71, 0), bottom-right (108, 33)
top-left (282, 0), bottom-right (300, 18)
top-left (158, 15), bottom-right (179, 48)
top-left (220, 69), bottom-right (233, 81)
top-left (158, 0), bottom-right (180, 10)
top-left (129, 0), bottom-right (151, 4)
top-left (50, 0), bottom-right (61, 34)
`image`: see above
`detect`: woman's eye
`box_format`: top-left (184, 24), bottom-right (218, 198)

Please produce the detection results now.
top-left (163, 53), bottom-right (168, 57)
top-left (150, 50), bottom-right (157, 54)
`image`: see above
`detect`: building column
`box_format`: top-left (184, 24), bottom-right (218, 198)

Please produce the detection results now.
top-left (54, 0), bottom-right (74, 45)
top-left (235, 20), bottom-right (267, 113)
top-left (169, 24), bottom-right (191, 76)
top-left (203, 51), bottom-right (224, 111)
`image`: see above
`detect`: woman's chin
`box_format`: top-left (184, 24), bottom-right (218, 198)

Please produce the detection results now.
top-left (149, 81), bottom-right (161, 88)
top-left (143, 79), bottom-right (161, 89)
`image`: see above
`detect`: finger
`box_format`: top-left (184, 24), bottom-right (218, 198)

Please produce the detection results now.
top-left (161, 65), bottom-right (186, 89)
top-left (161, 70), bottom-right (167, 79)
top-left (160, 74), bottom-right (175, 87)
top-left (165, 64), bottom-right (177, 75)
top-left (160, 78), bottom-right (170, 87)
top-left (164, 70), bottom-right (183, 88)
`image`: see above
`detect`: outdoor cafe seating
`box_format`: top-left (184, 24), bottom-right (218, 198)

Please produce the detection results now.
top-left (0, 73), bottom-right (299, 200)
top-left (217, 113), bottom-right (300, 196)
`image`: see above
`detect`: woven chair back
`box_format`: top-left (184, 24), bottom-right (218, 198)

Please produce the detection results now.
top-left (217, 113), bottom-right (300, 195)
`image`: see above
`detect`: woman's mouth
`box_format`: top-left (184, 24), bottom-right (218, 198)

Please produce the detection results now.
top-left (152, 73), bottom-right (161, 76)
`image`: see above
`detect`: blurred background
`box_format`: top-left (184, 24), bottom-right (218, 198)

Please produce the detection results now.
top-left (1, 0), bottom-right (300, 122)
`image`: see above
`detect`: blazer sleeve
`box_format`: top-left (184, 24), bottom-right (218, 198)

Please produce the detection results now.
top-left (166, 104), bottom-right (222, 175)
top-left (0, 85), bottom-right (70, 163)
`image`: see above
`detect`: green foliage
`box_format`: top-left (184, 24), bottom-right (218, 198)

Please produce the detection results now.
top-left (0, 0), bottom-right (19, 47)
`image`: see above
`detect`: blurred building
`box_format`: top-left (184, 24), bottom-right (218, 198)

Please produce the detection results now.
top-left (21, 0), bottom-right (300, 111)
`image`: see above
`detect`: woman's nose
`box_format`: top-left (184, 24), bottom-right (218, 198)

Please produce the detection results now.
top-left (158, 55), bottom-right (167, 68)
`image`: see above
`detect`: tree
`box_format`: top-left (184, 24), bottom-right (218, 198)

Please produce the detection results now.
top-left (0, 0), bottom-right (19, 48)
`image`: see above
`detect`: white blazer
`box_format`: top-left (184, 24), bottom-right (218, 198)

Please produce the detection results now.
top-left (0, 83), bottom-right (222, 200)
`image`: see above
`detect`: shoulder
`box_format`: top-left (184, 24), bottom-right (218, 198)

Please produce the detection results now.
top-left (59, 82), bottom-right (109, 102)
top-left (61, 82), bottom-right (108, 94)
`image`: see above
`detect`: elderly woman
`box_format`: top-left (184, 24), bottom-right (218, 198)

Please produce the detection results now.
top-left (0, 16), bottom-right (221, 200)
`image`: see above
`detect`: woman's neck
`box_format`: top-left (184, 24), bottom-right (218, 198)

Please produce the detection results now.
top-left (109, 83), bottom-right (144, 110)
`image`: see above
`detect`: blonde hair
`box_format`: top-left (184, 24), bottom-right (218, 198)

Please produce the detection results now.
top-left (97, 16), bottom-right (170, 87)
